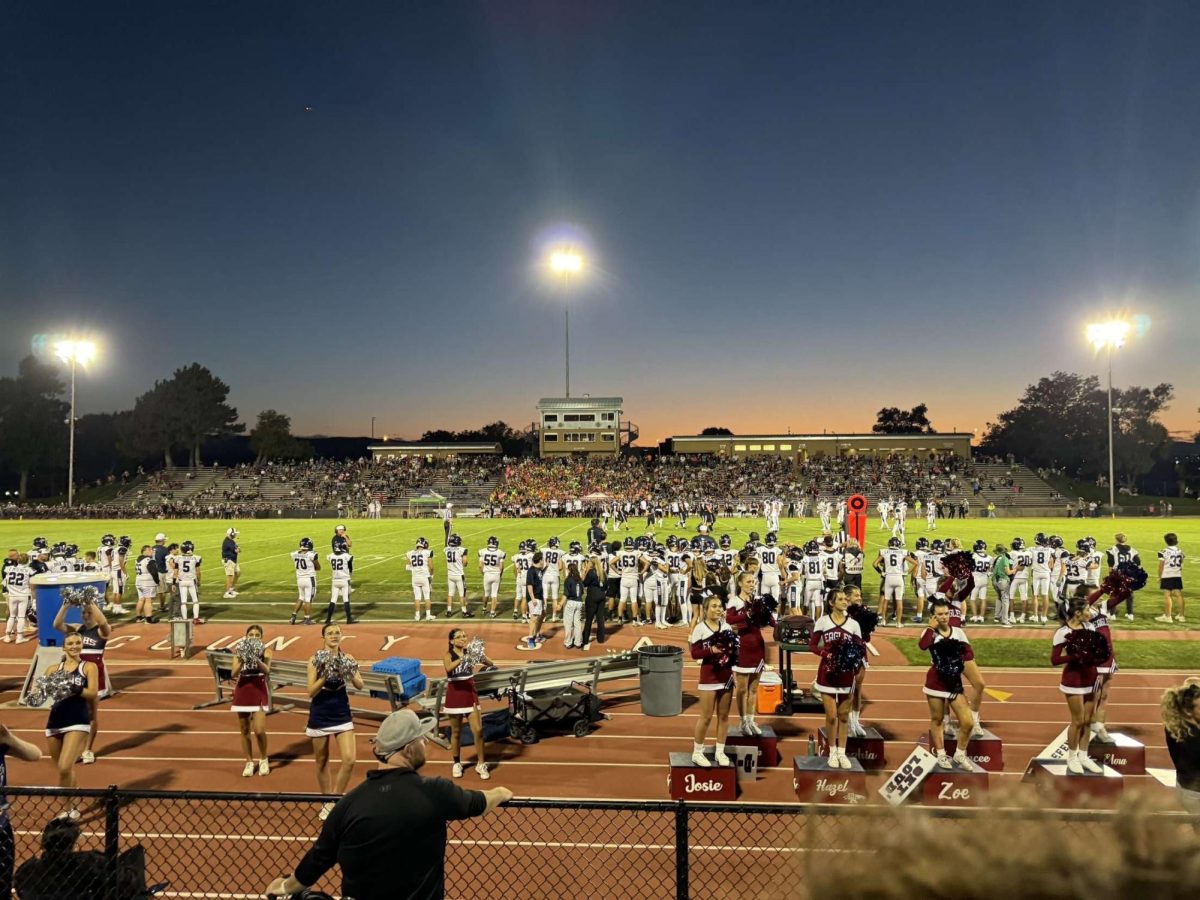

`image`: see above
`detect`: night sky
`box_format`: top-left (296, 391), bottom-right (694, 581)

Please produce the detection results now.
top-left (2, 1), bottom-right (1198, 444)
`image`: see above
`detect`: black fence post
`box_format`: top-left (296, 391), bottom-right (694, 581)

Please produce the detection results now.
top-left (675, 800), bottom-right (688, 900)
top-left (104, 785), bottom-right (120, 900)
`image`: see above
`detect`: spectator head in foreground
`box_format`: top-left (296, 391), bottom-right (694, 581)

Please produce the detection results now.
top-left (804, 795), bottom-right (1200, 900)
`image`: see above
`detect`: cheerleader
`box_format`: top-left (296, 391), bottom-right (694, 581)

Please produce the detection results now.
top-left (43, 632), bottom-right (98, 809)
top-left (689, 595), bottom-right (735, 768)
top-left (1051, 596), bottom-right (1105, 774)
top-left (53, 600), bottom-right (110, 765)
top-left (444, 629), bottom-right (496, 780)
top-left (843, 585), bottom-right (877, 739)
top-left (231, 624), bottom-right (273, 777)
top-left (307, 624), bottom-right (365, 819)
top-left (810, 589), bottom-right (864, 769)
top-left (726, 571), bottom-right (770, 736)
top-left (937, 541), bottom-right (988, 737)
top-left (919, 598), bottom-right (974, 768)
top-left (1088, 590), bottom-right (1119, 742)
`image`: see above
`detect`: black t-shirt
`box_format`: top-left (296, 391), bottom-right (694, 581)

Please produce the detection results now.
top-left (15, 851), bottom-right (107, 899)
top-left (294, 767), bottom-right (486, 900)
top-left (1166, 727), bottom-right (1200, 792)
top-left (526, 566), bottom-right (544, 600)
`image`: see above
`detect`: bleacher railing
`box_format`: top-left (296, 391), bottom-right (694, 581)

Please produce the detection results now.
top-left (1, 786), bottom-right (1194, 899)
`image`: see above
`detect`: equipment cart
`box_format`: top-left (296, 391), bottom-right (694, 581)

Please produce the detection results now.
top-left (506, 667), bottom-right (605, 744)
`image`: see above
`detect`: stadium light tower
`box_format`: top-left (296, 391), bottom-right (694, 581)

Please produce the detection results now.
top-left (55, 339), bottom-right (98, 508)
top-left (1086, 320), bottom-right (1131, 518)
top-left (549, 248), bottom-right (585, 398)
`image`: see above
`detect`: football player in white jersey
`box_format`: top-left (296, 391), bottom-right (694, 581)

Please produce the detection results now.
top-left (1027, 533), bottom-right (1055, 625)
top-left (3, 553), bottom-right (34, 642)
top-left (478, 537), bottom-right (507, 619)
top-left (325, 538), bottom-right (355, 624)
top-left (926, 498), bottom-right (937, 530)
top-left (542, 537), bottom-right (565, 622)
top-left (800, 541), bottom-right (825, 618)
top-left (406, 537), bottom-right (435, 621)
top-left (132, 545), bottom-right (161, 624)
top-left (968, 539), bottom-right (994, 624)
top-left (664, 537), bottom-right (692, 625)
top-left (176, 541), bottom-right (203, 624)
top-left (755, 533), bottom-right (784, 601)
top-left (1008, 538), bottom-right (1032, 624)
top-left (817, 538), bottom-right (842, 592)
top-left (1157, 532), bottom-right (1186, 623)
top-left (109, 535), bottom-right (132, 615)
top-left (818, 501), bottom-right (832, 533)
top-left (878, 499), bottom-right (891, 531)
top-left (289, 537), bottom-right (321, 625)
top-left (97, 534), bottom-right (117, 612)
top-left (511, 541), bottom-right (533, 622)
top-left (615, 538), bottom-right (643, 624)
top-left (891, 501), bottom-right (907, 539)
top-left (443, 533), bottom-right (472, 618)
top-left (875, 537), bottom-right (910, 626)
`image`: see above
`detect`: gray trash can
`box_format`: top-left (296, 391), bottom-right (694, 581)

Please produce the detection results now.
top-left (638, 645), bottom-right (684, 717)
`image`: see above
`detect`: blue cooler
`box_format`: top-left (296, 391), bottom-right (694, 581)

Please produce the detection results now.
top-left (30, 572), bottom-right (109, 647)
top-left (371, 656), bottom-right (426, 700)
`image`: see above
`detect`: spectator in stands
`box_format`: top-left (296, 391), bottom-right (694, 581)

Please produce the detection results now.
top-left (1162, 677), bottom-right (1200, 813)
top-left (265, 710), bottom-right (511, 900)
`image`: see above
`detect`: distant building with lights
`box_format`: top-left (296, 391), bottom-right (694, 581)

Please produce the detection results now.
top-left (535, 396), bottom-right (636, 458)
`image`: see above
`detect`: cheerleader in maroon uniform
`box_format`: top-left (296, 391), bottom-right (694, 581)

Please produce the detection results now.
top-left (690, 595), bottom-right (735, 767)
top-left (1051, 596), bottom-right (1105, 774)
top-left (937, 540), bottom-right (989, 737)
top-left (919, 598), bottom-right (974, 768)
top-left (726, 571), bottom-right (772, 736)
top-left (810, 589), bottom-right (865, 769)
top-left (231, 624), bottom-right (273, 777)
top-left (444, 629), bottom-right (496, 781)
top-left (1088, 592), bottom-right (1119, 742)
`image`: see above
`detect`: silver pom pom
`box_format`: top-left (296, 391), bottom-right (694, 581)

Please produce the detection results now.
top-left (60, 586), bottom-right (100, 609)
top-left (235, 637), bottom-right (265, 670)
top-left (27, 668), bottom-right (77, 706)
top-left (464, 637), bottom-right (486, 669)
top-left (315, 650), bottom-right (358, 681)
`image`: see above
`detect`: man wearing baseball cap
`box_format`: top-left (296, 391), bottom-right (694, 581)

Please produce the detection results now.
top-left (152, 534), bottom-right (171, 615)
top-left (266, 710), bottom-right (511, 900)
top-left (221, 528), bottom-right (240, 599)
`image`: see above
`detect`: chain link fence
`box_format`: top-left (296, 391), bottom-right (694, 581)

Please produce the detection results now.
top-left (1, 787), bottom-right (1193, 899)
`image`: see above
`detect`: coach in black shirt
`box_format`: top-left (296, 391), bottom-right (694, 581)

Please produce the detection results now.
top-left (266, 710), bottom-right (511, 900)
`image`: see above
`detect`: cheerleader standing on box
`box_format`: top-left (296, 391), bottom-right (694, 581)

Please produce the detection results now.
top-left (810, 589), bottom-right (865, 769)
top-left (53, 598), bottom-right (111, 765)
top-left (444, 629), bottom-right (496, 780)
top-left (1051, 596), bottom-right (1106, 774)
top-left (1088, 592), bottom-right (1119, 743)
top-left (42, 632), bottom-right (98, 812)
top-left (843, 585), bottom-right (879, 739)
top-left (919, 598), bottom-right (974, 769)
top-left (308, 623), bottom-right (366, 819)
top-left (726, 571), bottom-right (774, 737)
top-left (938, 542), bottom-right (989, 737)
top-left (689, 595), bottom-right (736, 768)
top-left (231, 624), bottom-right (273, 777)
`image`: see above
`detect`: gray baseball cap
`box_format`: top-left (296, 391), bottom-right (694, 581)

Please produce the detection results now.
top-left (373, 710), bottom-right (436, 756)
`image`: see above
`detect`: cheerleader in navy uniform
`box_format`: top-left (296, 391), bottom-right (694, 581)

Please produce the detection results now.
top-left (43, 632), bottom-right (98, 809)
top-left (52, 599), bottom-right (111, 765)
top-left (918, 598), bottom-right (974, 768)
top-left (1051, 596), bottom-right (1105, 774)
top-left (444, 629), bottom-right (496, 780)
top-left (231, 624), bottom-right (273, 777)
top-left (726, 571), bottom-right (771, 736)
top-left (307, 624), bottom-right (365, 819)
top-left (689, 595), bottom-right (736, 768)
top-left (810, 589), bottom-right (865, 769)
top-left (843, 585), bottom-right (878, 739)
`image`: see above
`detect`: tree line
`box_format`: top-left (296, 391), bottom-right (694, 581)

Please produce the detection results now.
top-left (0, 355), bottom-right (1190, 499)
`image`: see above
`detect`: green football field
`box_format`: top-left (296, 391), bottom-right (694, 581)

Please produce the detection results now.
top-left (2, 515), bottom-right (1196, 632)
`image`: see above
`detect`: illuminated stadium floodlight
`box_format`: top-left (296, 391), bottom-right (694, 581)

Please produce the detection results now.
top-left (55, 339), bottom-right (98, 508)
top-left (1085, 320), bottom-right (1131, 517)
top-left (548, 248), bottom-right (586, 398)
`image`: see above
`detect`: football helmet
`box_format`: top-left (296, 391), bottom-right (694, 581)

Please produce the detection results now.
top-left (804, 540), bottom-right (819, 555)
top-left (719, 535), bottom-right (732, 550)
top-left (915, 537), bottom-right (930, 551)
top-left (526, 538), bottom-right (538, 550)
top-left (765, 531), bottom-right (778, 546)
top-left (417, 537), bottom-right (430, 550)
top-left (119, 535), bottom-right (132, 549)
top-left (299, 537), bottom-right (314, 551)
top-left (51, 541), bottom-right (67, 556)
top-left (181, 541), bottom-right (194, 554)
top-left (623, 537), bottom-right (636, 549)
top-left (569, 540), bottom-right (583, 553)
top-left (448, 533), bottom-right (462, 547)
top-left (665, 535), bottom-right (678, 549)
top-left (517, 540), bottom-right (528, 553)
top-left (1076, 538), bottom-right (1090, 553)
top-left (101, 534), bottom-right (115, 547)
top-left (1049, 535), bottom-right (1064, 549)
top-left (66, 544), bottom-right (79, 558)
top-left (32, 536), bottom-right (48, 550)
top-left (973, 539), bottom-right (987, 553)
top-left (1034, 532), bottom-right (1047, 546)
top-left (548, 536), bottom-right (560, 548)
top-left (1011, 537), bottom-right (1026, 551)
top-left (887, 536), bottom-right (903, 549)
top-left (487, 536), bottom-right (499, 549)
top-left (931, 539), bottom-right (944, 552)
